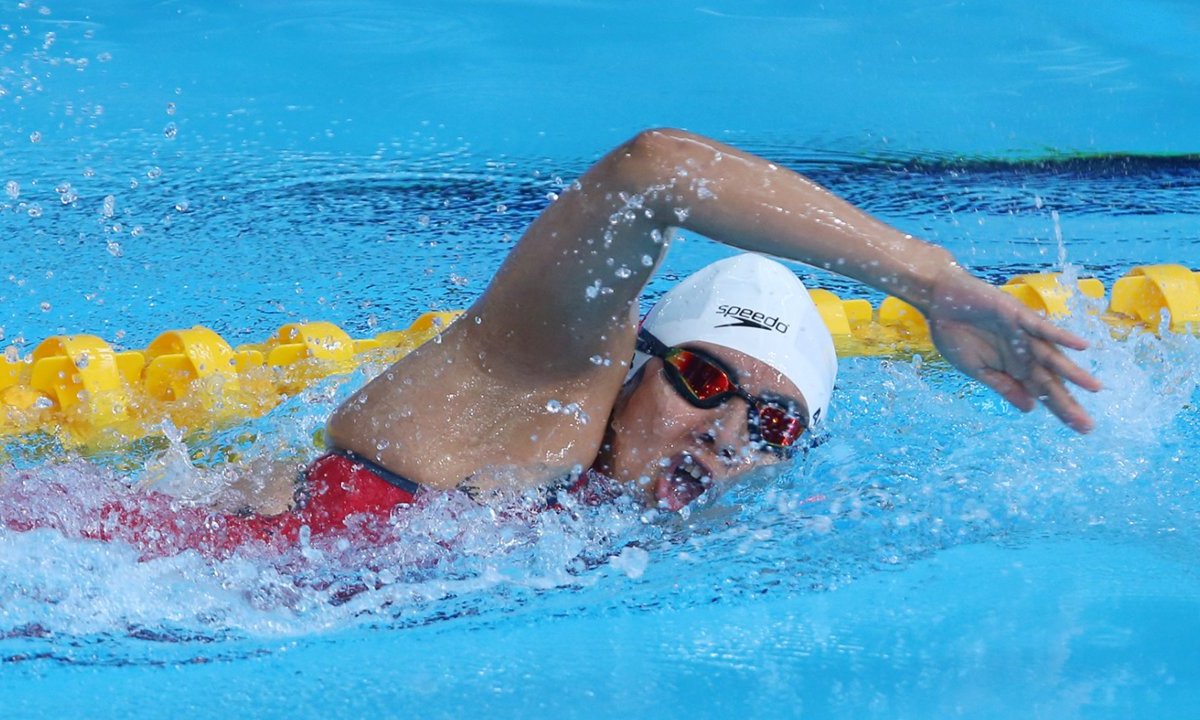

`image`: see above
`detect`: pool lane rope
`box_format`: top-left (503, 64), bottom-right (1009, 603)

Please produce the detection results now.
top-left (2, 264), bottom-right (1197, 450)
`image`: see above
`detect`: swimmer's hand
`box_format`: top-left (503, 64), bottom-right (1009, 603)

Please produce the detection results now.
top-left (923, 267), bottom-right (1103, 433)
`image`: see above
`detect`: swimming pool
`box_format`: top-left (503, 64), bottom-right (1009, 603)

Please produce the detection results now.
top-left (2, 1), bottom-right (1198, 717)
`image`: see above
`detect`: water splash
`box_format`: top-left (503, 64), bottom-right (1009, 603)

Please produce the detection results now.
top-left (2, 308), bottom-right (1196, 661)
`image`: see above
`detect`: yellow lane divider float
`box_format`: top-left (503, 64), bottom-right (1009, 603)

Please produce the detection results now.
top-left (2, 265), bottom-right (1197, 450)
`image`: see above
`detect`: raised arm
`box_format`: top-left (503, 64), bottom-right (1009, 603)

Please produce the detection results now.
top-left (469, 128), bottom-right (1100, 430)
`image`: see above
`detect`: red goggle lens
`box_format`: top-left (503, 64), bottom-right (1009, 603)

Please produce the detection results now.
top-left (666, 348), bottom-right (734, 401)
top-left (664, 348), bottom-right (807, 450)
top-left (753, 403), bottom-right (807, 448)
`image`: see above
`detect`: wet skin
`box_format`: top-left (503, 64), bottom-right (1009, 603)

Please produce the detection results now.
top-left (595, 341), bottom-right (806, 511)
top-left (317, 128), bottom-right (1100, 515)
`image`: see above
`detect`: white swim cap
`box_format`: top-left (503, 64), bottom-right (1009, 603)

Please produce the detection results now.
top-left (637, 253), bottom-right (838, 425)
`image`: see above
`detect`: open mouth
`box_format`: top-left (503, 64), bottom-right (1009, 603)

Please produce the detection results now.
top-left (654, 453), bottom-right (713, 511)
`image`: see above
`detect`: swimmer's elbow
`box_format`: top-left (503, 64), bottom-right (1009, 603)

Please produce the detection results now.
top-left (605, 128), bottom-right (698, 187)
top-left (621, 127), bottom-right (694, 158)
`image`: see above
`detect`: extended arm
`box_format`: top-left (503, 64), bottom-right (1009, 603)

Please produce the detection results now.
top-left (469, 129), bottom-right (1100, 430)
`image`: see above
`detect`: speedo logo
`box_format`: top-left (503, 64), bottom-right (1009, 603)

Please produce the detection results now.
top-left (714, 304), bottom-right (789, 333)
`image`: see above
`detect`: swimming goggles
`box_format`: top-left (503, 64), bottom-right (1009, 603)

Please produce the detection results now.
top-left (636, 328), bottom-right (808, 457)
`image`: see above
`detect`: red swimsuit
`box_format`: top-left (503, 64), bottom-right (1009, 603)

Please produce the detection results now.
top-left (5, 451), bottom-right (613, 560)
top-left (86, 450), bottom-right (421, 559)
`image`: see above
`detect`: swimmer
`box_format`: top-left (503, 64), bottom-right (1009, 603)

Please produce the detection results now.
top-left (21, 129), bottom-right (1101, 557)
top-left (304, 129), bottom-right (1101, 518)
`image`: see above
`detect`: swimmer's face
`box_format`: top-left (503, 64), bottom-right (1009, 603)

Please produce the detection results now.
top-left (599, 342), bottom-right (808, 511)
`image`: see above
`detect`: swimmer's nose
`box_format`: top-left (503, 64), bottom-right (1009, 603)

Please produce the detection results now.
top-left (722, 407), bottom-right (755, 446)
top-left (696, 422), bottom-right (752, 466)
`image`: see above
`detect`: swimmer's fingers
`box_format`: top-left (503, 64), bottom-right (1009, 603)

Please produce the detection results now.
top-left (977, 368), bottom-right (1037, 412)
top-left (1028, 335), bottom-right (1103, 393)
top-left (978, 342), bottom-right (1097, 433)
top-left (1020, 311), bottom-right (1091, 352)
top-left (1025, 362), bottom-right (1096, 434)
top-left (930, 277), bottom-right (1099, 432)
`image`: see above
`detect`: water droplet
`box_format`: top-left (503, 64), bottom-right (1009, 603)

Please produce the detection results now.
top-left (641, 254), bottom-right (654, 267)
top-left (496, 203), bottom-right (507, 213)
top-left (101, 195), bottom-right (115, 217)
top-left (166, 102), bottom-right (176, 116)
top-left (56, 183), bottom-right (77, 204)
top-left (96, 51), bottom-right (112, 63)
top-left (545, 399), bottom-right (562, 413)
top-left (106, 241), bottom-right (122, 257)
top-left (39, 301), bottom-right (50, 312)
top-left (610, 545), bottom-right (649, 579)
top-left (28, 131), bottom-right (41, 143)
top-left (163, 122), bottom-right (178, 139)
top-left (614, 266), bottom-right (632, 279)
top-left (4, 181), bottom-right (18, 199)
top-left (27, 203), bottom-right (42, 218)
top-left (174, 201), bottom-right (188, 212)
top-left (146, 166), bottom-right (162, 180)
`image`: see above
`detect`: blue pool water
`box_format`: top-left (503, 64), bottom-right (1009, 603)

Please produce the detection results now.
top-left (2, 1), bottom-right (1199, 717)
